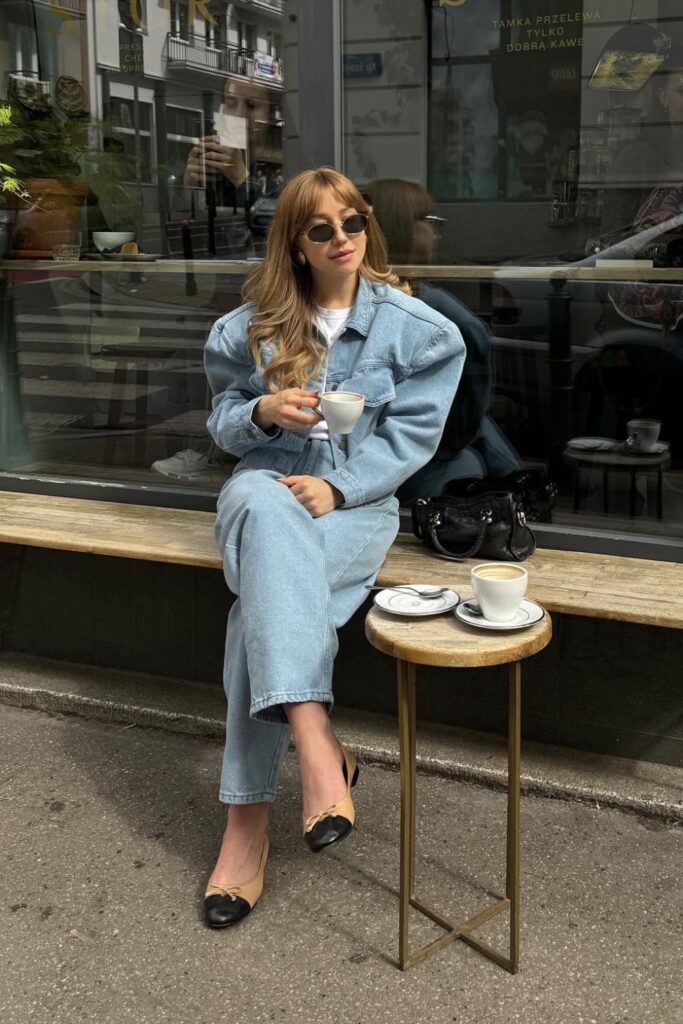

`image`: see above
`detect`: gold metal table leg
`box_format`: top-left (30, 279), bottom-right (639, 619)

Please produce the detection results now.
top-left (397, 659), bottom-right (417, 969)
top-left (508, 659), bottom-right (521, 971)
top-left (395, 658), bottom-right (522, 973)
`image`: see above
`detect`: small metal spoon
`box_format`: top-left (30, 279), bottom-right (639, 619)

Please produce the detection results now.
top-left (365, 584), bottom-right (449, 600)
top-left (460, 600), bottom-right (484, 616)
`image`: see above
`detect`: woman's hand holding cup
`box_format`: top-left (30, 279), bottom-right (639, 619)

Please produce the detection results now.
top-left (253, 389), bottom-right (323, 432)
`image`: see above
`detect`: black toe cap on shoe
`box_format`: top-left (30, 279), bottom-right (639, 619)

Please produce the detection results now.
top-left (204, 894), bottom-right (252, 928)
top-left (305, 814), bottom-right (353, 853)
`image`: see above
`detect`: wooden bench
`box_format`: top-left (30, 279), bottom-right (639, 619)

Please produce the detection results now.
top-left (0, 490), bottom-right (681, 629)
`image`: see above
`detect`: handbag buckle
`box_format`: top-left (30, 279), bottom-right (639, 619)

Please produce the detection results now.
top-left (517, 508), bottom-right (527, 525)
top-left (480, 507), bottom-right (493, 525)
top-left (429, 510), bottom-right (443, 528)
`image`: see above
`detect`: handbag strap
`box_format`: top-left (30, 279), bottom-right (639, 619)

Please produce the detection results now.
top-left (427, 519), bottom-right (487, 561)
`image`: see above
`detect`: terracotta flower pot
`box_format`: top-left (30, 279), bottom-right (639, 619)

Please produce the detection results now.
top-left (9, 178), bottom-right (89, 257)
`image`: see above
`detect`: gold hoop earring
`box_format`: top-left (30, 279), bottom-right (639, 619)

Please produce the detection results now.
top-left (296, 251), bottom-right (306, 265)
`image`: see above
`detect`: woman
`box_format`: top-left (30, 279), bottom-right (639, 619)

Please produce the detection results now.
top-left (368, 177), bottom-right (521, 499)
top-left (202, 167), bottom-right (465, 929)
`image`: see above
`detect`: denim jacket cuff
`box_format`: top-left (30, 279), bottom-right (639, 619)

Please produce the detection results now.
top-left (322, 468), bottom-right (365, 509)
top-left (242, 397), bottom-right (282, 444)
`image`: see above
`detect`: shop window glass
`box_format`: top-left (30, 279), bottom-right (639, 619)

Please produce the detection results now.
top-left (0, 0), bottom-right (286, 506)
top-left (1, 0), bottom-right (681, 553)
top-left (341, 0), bottom-right (683, 550)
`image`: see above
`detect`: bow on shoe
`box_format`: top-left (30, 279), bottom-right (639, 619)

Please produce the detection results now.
top-left (304, 804), bottom-right (339, 833)
top-left (204, 882), bottom-right (241, 900)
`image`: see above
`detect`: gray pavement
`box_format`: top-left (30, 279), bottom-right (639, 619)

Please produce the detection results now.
top-left (1, 703), bottom-right (681, 1024)
top-left (2, 651), bottom-right (682, 822)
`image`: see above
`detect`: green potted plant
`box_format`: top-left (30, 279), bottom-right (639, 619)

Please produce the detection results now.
top-left (0, 99), bottom-right (89, 255)
top-left (0, 105), bottom-right (30, 201)
top-left (0, 105), bottom-right (31, 259)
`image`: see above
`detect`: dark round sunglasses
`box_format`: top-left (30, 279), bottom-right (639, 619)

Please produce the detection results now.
top-left (303, 213), bottom-right (369, 244)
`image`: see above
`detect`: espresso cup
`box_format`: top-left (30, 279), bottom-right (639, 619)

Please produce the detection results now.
top-left (471, 563), bottom-right (528, 623)
top-left (626, 419), bottom-right (660, 453)
top-left (320, 391), bottom-right (364, 435)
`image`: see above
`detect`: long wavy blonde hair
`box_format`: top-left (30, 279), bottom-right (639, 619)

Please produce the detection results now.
top-left (243, 167), bottom-right (407, 391)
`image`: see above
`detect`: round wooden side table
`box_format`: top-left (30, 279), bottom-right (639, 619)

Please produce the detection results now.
top-left (563, 446), bottom-right (671, 518)
top-left (365, 604), bottom-right (552, 973)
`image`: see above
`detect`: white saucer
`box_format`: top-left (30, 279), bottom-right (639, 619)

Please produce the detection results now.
top-left (373, 585), bottom-right (460, 617)
top-left (455, 598), bottom-right (545, 631)
top-left (627, 440), bottom-right (669, 455)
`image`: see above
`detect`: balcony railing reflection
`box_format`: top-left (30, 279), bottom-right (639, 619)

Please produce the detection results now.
top-left (167, 33), bottom-right (284, 85)
top-left (234, 0), bottom-right (284, 12)
top-left (34, 0), bottom-right (83, 11)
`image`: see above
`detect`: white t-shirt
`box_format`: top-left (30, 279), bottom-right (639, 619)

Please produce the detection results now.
top-left (309, 304), bottom-right (353, 441)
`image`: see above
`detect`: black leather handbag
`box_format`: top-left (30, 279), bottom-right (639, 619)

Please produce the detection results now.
top-left (444, 470), bottom-right (557, 523)
top-left (411, 483), bottom-right (542, 563)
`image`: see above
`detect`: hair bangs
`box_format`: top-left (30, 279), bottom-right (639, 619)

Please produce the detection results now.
top-left (280, 168), bottom-right (371, 243)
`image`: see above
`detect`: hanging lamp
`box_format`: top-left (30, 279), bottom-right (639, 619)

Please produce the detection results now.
top-left (589, 18), bottom-right (671, 92)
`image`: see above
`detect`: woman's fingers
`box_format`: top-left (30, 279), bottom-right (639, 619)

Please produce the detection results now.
top-left (204, 153), bottom-right (233, 169)
top-left (287, 390), bottom-right (321, 419)
top-left (295, 392), bottom-right (321, 409)
top-left (276, 390), bottom-right (322, 427)
top-left (262, 389), bottom-right (324, 430)
top-left (277, 476), bottom-right (337, 517)
top-left (283, 411), bottom-right (323, 428)
top-left (279, 477), bottom-right (312, 507)
top-left (200, 138), bottom-right (235, 154)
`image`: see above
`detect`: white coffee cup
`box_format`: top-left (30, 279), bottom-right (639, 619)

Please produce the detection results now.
top-left (471, 563), bottom-right (528, 623)
top-left (626, 419), bottom-right (661, 453)
top-left (320, 391), bottom-right (364, 435)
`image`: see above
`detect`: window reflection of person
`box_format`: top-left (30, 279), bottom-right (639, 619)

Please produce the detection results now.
top-left (602, 49), bottom-right (683, 233)
top-left (177, 78), bottom-right (273, 227)
top-left (368, 179), bottom-right (521, 500)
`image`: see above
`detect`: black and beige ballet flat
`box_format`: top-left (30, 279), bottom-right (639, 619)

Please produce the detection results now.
top-left (303, 746), bottom-right (359, 853)
top-left (203, 835), bottom-right (270, 929)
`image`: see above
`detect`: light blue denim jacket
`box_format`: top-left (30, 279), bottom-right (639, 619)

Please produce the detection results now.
top-left (204, 276), bottom-right (466, 508)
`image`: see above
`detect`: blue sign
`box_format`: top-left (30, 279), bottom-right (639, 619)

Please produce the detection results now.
top-left (344, 53), bottom-right (382, 79)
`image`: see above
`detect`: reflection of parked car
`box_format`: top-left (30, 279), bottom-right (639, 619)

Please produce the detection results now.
top-left (495, 211), bottom-right (683, 338)
top-left (247, 187), bottom-right (280, 237)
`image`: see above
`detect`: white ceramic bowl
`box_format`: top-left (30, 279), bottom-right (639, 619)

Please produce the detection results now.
top-left (92, 231), bottom-right (135, 252)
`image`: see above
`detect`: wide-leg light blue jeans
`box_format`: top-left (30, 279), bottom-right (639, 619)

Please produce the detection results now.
top-left (214, 439), bottom-right (400, 804)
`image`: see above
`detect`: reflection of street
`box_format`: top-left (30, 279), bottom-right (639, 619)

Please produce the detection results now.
top-left (0, 275), bottom-right (28, 467)
top-left (2, 268), bottom-right (242, 495)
